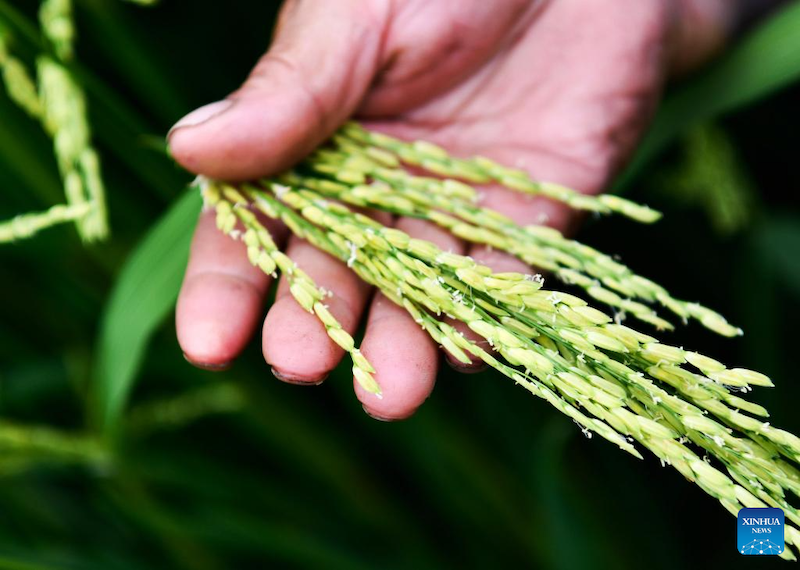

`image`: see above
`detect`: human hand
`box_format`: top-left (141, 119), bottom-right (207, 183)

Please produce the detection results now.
top-left (168, 0), bottom-right (738, 420)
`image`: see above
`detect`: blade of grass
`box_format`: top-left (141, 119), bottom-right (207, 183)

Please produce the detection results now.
top-left (93, 189), bottom-right (200, 437)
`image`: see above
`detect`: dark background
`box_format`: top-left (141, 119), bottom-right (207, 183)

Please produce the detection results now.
top-left (0, 1), bottom-right (798, 568)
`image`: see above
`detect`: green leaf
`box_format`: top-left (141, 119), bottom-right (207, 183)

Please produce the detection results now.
top-left (93, 189), bottom-right (200, 437)
top-left (618, 2), bottom-right (800, 187)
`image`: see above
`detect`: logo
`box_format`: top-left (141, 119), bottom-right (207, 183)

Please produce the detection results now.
top-left (738, 507), bottom-right (784, 555)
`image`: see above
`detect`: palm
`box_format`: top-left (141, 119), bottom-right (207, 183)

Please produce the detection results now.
top-left (365, 0), bottom-right (669, 198)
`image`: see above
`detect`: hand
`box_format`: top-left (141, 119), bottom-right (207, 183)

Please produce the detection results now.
top-left (168, 0), bottom-right (736, 420)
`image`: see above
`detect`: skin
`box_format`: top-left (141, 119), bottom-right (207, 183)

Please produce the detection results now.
top-left (169, 0), bottom-right (740, 420)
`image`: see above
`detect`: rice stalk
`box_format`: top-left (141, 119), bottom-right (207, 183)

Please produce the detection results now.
top-left (202, 125), bottom-right (800, 558)
top-left (0, 1), bottom-right (113, 244)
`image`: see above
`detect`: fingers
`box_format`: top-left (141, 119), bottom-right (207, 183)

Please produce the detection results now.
top-left (168, 0), bottom-right (390, 181)
top-left (262, 235), bottom-right (371, 385)
top-left (357, 293), bottom-right (440, 421)
top-left (176, 210), bottom-right (285, 369)
top-left (356, 217), bottom-right (465, 420)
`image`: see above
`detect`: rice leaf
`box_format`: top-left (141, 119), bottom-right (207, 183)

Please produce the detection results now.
top-left (93, 189), bottom-right (200, 437)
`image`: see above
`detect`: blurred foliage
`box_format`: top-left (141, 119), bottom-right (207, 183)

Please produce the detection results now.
top-left (0, 1), bottom-right (799, 569)
top-left (657, 123), bottom-right (755, 236)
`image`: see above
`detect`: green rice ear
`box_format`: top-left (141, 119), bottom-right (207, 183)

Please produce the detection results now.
top-left (202, 124), bottom-right (800, 556)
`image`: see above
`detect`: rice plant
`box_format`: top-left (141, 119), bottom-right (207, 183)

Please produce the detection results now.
top-left (0, 0), bottom-right (106, 243)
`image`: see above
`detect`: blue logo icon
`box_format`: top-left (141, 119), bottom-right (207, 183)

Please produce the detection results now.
top-left (738, 507), bottom-right (784, 555)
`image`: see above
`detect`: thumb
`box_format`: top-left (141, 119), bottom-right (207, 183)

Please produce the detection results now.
top-left (168, 0), bottom-right (389, 180)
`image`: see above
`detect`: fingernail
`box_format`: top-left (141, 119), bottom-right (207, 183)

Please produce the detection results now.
top-left (445, 355), bottom-right (487, 374)
top-left (168, 100), bottom-right (233, 139)
top-left (271, 367), bottom-right (328, 386)
top-left (183, 353), bottom-right (232, 371)
top-left (362, 405), bottom-right (396, 422)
